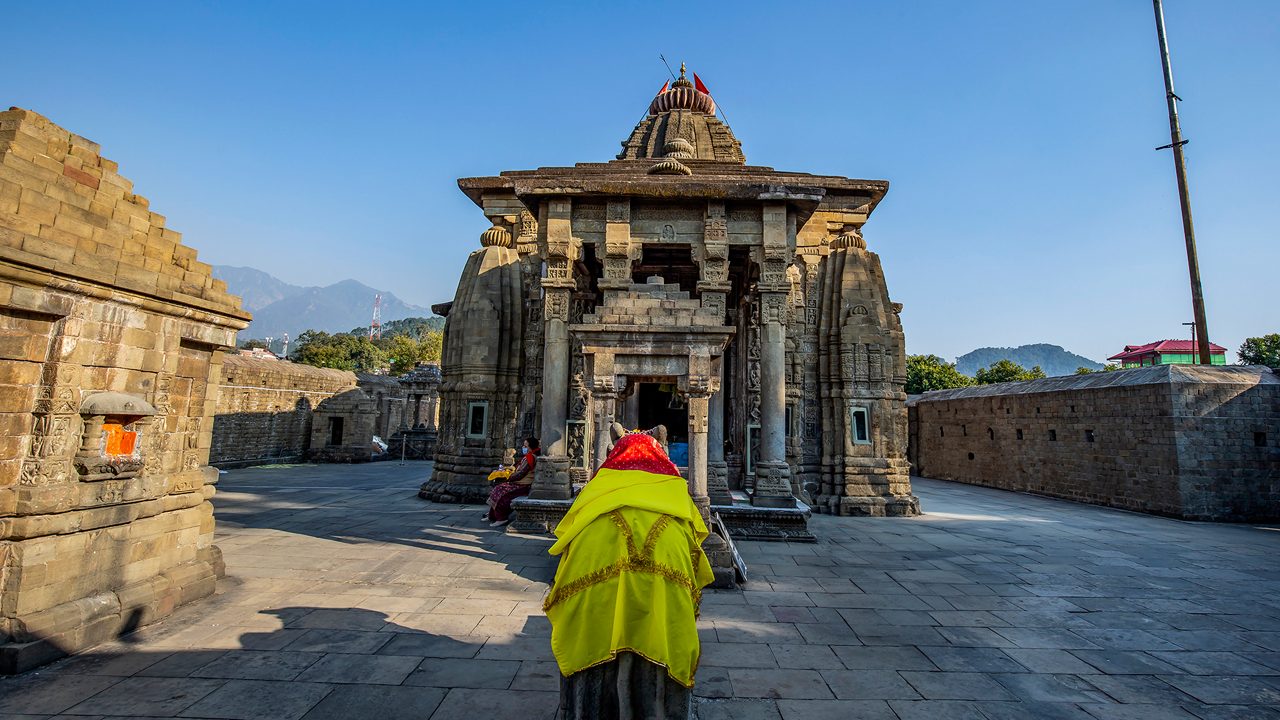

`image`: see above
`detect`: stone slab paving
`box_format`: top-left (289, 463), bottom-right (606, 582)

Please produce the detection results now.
top-left (3, 462), bottom-right (1280, 719)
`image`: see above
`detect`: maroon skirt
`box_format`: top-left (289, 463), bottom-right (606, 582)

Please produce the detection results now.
top-left (487, 482), bottom-right (531, 521)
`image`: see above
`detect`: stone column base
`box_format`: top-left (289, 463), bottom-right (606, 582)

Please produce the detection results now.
top-left (707, 462), bottom-right (733, 506)
top-left (837, 494), bottom-right (921, 517)
top-left (751, 461), bottom-right (796, 508)
top-left (529, 455), bottom-right (573, 500)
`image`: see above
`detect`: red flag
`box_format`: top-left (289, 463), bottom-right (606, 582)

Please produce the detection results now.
top-left (693, 73), bottom-right (711, 96)
top-left (657, 80), bottom-right (669, 95)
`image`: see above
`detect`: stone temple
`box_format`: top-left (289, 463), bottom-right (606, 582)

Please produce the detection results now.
top-left (421, 67), bottom-right (918, 534)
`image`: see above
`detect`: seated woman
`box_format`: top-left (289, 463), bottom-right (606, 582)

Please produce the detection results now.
top-left (486, 436), bottom-right (539, 527)
top-left (545, 426), bottom-right (714, 720)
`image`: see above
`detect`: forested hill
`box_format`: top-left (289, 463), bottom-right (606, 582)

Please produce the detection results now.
top-left (955, 344), bottom-right (1104, 377)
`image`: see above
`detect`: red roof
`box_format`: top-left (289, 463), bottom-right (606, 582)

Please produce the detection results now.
top-left (1108, 340), bottom-right (1227, 361)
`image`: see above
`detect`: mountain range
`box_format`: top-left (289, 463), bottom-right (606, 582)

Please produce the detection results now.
top-left (955, 344), bottom-right (1104, 377)
top-left (213, 265), bottom-right (430, 340)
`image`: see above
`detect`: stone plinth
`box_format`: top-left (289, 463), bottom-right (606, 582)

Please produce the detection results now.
top-left (714, 501), bottom-right (817, 543)
top-left (0, 108), bottom-right (249, 672)
top-left (508, 496), bottom-right (570, 535)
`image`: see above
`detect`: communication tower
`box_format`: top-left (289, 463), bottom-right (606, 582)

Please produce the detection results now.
top-left (369, 294), bottom-right (383, 340)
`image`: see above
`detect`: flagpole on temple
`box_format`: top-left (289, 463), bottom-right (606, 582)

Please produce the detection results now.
top-left (1152, 0), bottom-right (1212, 365)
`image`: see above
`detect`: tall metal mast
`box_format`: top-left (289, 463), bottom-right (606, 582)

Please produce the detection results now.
top-left (1152, 0), bottom-right (1212, 365)
top-left (369, 294), bottom-right (383, 340)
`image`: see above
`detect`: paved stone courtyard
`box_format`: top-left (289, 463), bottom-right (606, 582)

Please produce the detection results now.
top-left (3, 462), bottom-right (1279, 720)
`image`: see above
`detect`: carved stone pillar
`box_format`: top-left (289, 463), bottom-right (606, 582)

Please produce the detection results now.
top-left (685, 392), bottom-right (711, 517)
top-left (591, 385), bottom-right (618, 473)
top-left (532, 296), bottom-right (572, 500)
top-left (600, 199), bottom-right (635, 293)
top-left (425, 392), bottom-right (439, 433)
top-left (707, 368), bottom-right (732, 506)
top-left (530, 199), bottom-right (576, 500)
top-left (696, 200), bottom-right (730, 324)
top-left (754, 308), bottom-right (794, 507)
top-left (685, 387), bottom-right (733, 587)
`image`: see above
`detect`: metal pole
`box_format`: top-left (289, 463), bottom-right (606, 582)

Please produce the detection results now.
top-left (1153, 0), bottom-right (1212, 365)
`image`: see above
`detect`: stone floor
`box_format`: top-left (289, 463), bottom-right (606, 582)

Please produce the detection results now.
top-left (3, 462), bottom-right (1280, 720)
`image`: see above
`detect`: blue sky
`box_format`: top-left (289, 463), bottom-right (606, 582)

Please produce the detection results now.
top-left (6, 1), bottom-right (1277, 363)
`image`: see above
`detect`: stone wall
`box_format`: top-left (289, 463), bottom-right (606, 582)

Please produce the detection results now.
top-left (210, 355), bottom-right (355, 468)
top-left (355, 372), bottom-right (407, 440)
top-left (0, 108), bottom-right (250, 672)
top-left (908, 365), bottom-right (1280, 521)
top-left (307, 388), bottom-right (380, 462)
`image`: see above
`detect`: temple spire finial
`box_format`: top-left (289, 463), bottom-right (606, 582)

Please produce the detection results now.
top-left (679, 62), bottom-right (686, 79)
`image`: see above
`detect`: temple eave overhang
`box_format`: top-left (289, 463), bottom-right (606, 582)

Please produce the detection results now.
top-left (458, 166), bottom-right (888, 219)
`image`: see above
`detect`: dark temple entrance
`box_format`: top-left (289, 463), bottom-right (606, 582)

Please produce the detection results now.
top-left (637, 382), bottom-right (689, 465)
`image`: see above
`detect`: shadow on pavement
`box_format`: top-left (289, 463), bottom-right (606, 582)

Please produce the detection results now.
top-left (0, 607), bottom-right (561, 720)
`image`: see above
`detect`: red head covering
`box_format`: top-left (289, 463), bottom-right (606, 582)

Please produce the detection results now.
top-left (595, 432), bottom-right (679, 479)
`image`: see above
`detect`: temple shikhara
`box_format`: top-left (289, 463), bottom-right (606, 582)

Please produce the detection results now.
top-left (421, 66), bottom-right (918, 551)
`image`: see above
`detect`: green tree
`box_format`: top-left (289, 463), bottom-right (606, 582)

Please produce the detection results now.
top-left (348, 336), bottom-right (388, 373)
top-left (1238, 334), bottom-right (1280, 368)
top-left (238, 338), bottom-right (270, 350)
top-left (974, 359), bottom-right (1046, 385)
top-left (381, 335), bottom-right (424, 376)
top-left (418, 330), bottom-right (442, 364)
top-left (1075, 364), bottom-right (1121, 375)
top-left (291, 331), bottom-right (387, 373)
top-left (370, 330), bottom-right (444, 376)
top-left (906, 354), bottom-right (973, 394)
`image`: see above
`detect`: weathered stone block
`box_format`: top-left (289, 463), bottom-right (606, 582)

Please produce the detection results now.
top-left (0, 107), bottom-right (248, 673)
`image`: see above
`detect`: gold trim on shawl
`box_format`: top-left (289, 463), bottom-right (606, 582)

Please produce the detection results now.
top-left (543, 510), bottom-right (702, 613)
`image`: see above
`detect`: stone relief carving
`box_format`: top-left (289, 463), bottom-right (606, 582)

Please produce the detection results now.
top-left (547, 258), bottom-right (571, 281)
top-left (762, 294), bottom-right (787, 324)
top-left (606, 202), bottom-right (629, 223)
top-left (566, 421), bottom-right (587, 467)
top-left (544, 292), bottom-right (569, 322)
top-left (761, 257), bottom-right (787, 286)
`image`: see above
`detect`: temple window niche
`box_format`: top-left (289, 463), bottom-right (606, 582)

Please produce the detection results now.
top-left (466, 400), bottom-right (489, 439)
top-left (849, 405), bottom-right (871, 445)
top-left (75, 392), bottom-right (157, 482)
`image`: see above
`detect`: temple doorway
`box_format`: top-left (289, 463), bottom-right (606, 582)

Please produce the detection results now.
top-left (636, 382), bottom-right (689, 466)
